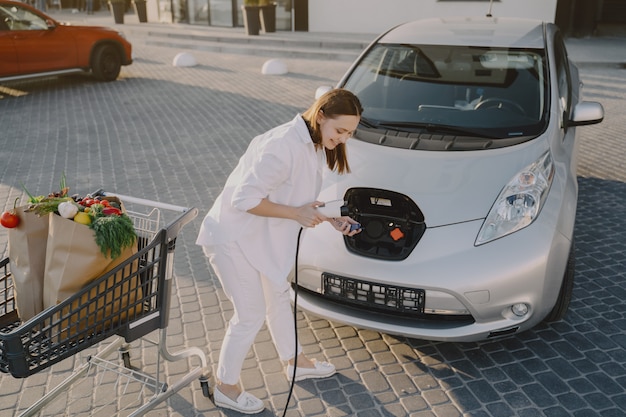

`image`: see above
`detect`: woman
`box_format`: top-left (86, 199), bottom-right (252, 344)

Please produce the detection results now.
top-left (196, 88), bottom-right (363, 414)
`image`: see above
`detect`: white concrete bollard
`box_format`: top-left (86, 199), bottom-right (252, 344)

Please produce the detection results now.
top-left (261, 59), bottom-right (288, 75)
top-left (173, 52), bottom-right (198, 67)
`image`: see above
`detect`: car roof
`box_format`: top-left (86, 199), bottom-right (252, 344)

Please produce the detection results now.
top-left (378, 17), bottom-right (547, 49)
top-left (1, 0), bottom-right (30, 5)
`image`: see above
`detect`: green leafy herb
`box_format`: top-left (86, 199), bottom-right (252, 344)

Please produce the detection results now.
top-left (90, 214), bottom-right (137, 258)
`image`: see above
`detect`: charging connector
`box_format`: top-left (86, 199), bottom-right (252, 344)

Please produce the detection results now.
top-left (314, 199), bottom-right (347, 218)
top-left (316, 200), bottom-right (362, 231)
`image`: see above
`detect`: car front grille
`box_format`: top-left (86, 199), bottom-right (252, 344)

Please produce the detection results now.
top-left (322, 273), bottom-right (425, 316)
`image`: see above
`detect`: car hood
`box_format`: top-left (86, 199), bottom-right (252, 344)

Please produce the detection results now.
top-left (319, 136), bottom-right (551, 228)
top-left (57, 22), bottom-right (120, 33)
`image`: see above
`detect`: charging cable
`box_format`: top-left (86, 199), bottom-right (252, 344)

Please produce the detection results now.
top-left (282, 227), bottom-right (303, 417)
top-left (282, 216), bottom-right (358, 416)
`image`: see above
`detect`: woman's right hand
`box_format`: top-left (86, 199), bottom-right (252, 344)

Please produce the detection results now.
top-left (295, 201), bottom-right (326, 228)
top-left (247, 199), bottom-right (327, 227)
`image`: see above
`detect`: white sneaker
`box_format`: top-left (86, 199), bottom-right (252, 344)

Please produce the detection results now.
top-left (286, 359), bottom-right (336, 382)
top-left (213, 387), bottom-right (265, 414)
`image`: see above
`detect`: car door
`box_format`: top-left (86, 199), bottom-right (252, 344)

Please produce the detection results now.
top-left (4, 3), bottom-right (77, 75)
top-left (0, 7), bottom-right (19, 76)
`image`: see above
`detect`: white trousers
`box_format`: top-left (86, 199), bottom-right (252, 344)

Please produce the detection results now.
top-left (204, 242), bottom-right (301, 385)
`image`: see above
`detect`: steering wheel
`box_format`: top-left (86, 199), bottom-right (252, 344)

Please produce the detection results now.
top-left (474, 97), bottom-right (526, 115)
top-left (400, 73), bottom-right (419, 82)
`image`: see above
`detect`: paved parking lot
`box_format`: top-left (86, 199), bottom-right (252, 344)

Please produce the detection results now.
top-left (1, 14), bottom-right (625, 417)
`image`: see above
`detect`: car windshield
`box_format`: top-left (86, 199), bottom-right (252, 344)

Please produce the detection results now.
top-left (343, 43), bottom-right (549, 141)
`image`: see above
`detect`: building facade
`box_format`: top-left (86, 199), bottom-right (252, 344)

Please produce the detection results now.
top-left (147, 0), bottom-right (625, 38)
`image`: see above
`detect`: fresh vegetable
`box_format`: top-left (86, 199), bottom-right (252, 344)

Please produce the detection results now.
top-left (24, 175), bottom-right (72, 217)
top-left (90, 213), bottom-right (136, 258)
top-left (26, 197), bottom-right (72, 217)
top-left (22, 174), bottom-right (69, 204)
top-left (58, 201), bottom-right (79, 219)
top-left (73, 212), bottom-right (92, 225)
top-left (19, 178), bottom-right (137, 259)
top-left (80, 198), bottom-right (96, 207)
top-left (0, 211), bottom-right (19, 228)
top-left (1, 198), bottom-right (20, 228)
top-left (102, 206), bottom-right (122, 216)
top-left (21, 183), bottom-right (44, 204)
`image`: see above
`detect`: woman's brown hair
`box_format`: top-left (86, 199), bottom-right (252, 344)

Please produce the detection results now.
top-left (302, 88), bottom-right (363, 174)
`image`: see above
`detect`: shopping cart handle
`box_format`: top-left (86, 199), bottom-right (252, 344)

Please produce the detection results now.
top-left (165, 206), bottom-right (199, 242)
top-left (91, 189), bottom-right (190, 213)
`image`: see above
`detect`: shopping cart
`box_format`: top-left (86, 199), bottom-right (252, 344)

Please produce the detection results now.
top-left (0, 190), bottom-right (211, 416)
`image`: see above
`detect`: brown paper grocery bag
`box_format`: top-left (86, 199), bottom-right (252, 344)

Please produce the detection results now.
top-left (43, 213), bottom-right (137, 308)
top-left (43, 213), bottom-right (142, 339)
top-left (7, 207), bottom-right (49, 321)
top-left (57, 244), bottom-right (142, 340)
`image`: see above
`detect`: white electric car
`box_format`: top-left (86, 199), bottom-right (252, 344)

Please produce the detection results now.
top-left (291, 16), bottom-right (604, 342)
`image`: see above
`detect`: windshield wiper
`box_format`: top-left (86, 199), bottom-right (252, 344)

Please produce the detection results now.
top-left (376, 121), bottom-right (499, 139)
top-left (358, 117), bottom-right (379, 129)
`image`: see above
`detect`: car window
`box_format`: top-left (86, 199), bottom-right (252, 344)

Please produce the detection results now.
top-left (0, 12), bottom-right (9, 31)
top-left (0, 4), bottom-right (48, 31)
top-left (343, 43), bottom-right (549, 141)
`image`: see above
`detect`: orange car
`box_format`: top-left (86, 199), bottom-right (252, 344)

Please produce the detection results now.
top-left (0, 0), bottom-right (132, 82)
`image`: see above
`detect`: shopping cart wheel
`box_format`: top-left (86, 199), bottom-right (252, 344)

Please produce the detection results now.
top-left (118, 342), bottom-right (133, 368)
top-left (200, 376), bottom-right (212, 399)
top-left (122, 352), bottom-right (132, 369)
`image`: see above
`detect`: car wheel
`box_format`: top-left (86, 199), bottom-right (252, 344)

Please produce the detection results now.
top-left (544, 241), bottom-right (575, 322)
top-left (92, 44), bottom-right (122, 82)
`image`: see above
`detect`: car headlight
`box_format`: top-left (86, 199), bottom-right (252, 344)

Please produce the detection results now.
top-left (475, 151), bottom-right (554, 246)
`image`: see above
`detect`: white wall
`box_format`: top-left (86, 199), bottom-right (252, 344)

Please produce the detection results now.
top-left (308, 0), bottom-right (558, 34)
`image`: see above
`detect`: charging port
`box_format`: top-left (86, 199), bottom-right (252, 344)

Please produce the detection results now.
top-left (343, 188), bottom-right (426, 260)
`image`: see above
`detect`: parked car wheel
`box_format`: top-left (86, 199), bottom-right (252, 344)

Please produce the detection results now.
top-left (92, 44), bottom-right (122, 82)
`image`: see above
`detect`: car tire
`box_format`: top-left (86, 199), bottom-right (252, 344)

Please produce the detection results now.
top-left (92, 44), bottom-right (122, 82)
top-left (544, 240), bottom-right (575, 322)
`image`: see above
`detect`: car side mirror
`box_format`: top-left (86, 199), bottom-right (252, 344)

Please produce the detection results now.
top-left (567, 101), bottom-right (604, 127)
top-left (46, 19), bottom-right (56, 29)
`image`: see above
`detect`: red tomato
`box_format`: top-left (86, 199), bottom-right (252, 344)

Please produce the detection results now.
top-left (1, 211), bottom-right (20, 228)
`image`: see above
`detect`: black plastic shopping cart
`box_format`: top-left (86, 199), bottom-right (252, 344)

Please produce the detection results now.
top-left (0, 190), bottom-right (211, 416)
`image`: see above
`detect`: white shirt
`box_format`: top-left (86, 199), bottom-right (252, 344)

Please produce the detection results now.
top-left (196, 115), bottom-right (325, 284)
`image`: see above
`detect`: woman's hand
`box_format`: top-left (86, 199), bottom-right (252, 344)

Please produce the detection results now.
top-left (248, 199), bottom-right (327, 228)
top-left (327, 216), bottom-right (362, 236)
top-left (294, 201), bottom-right (327, 228)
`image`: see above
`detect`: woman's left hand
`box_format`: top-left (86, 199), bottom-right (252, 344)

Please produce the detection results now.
top-left (327, 216), bottom-right (362, 236)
